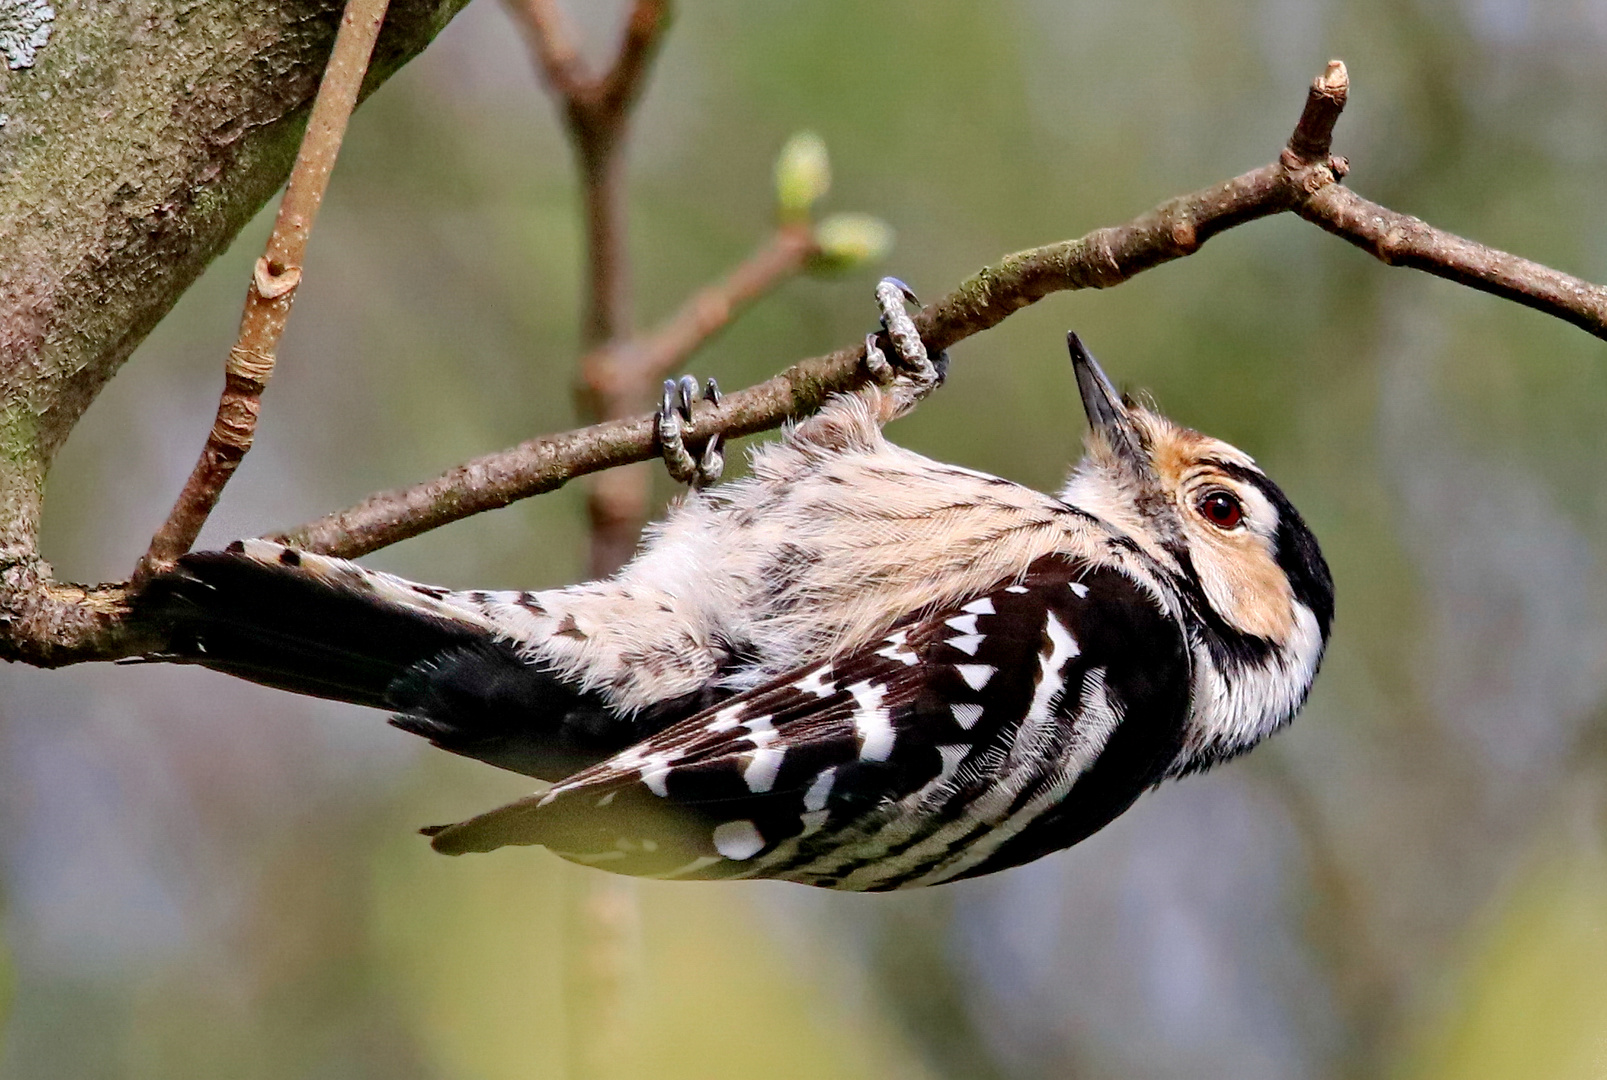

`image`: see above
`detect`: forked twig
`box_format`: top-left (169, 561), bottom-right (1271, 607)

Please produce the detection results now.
top-left (507, 0), bottom-right (671, 348)
top-left (582, 224), bottom-right (820, 407)
top-left (135, 0), bottom-right (394, 581)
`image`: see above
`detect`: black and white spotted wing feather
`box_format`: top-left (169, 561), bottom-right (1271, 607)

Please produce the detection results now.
top-left (425, 556), bottom-right (1191, 891)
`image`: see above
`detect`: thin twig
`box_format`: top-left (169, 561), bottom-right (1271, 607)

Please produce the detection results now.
top-left (135, 0), bottom-right (393, 582)
top-left (582, 224), bottom-right (819, 406)
top-left (592, 0), bottom-right (673, 120)
top-left (1297, 185), bottom-right (1607, 336)
top-left (508, 0), bottom-right (586, 95)
top-left (1284, 59), bottom-right (1350, 169)
top-left (266, 59), bottom-right (1607, 560)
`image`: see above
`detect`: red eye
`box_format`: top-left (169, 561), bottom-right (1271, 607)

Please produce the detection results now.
top-left (1198, 491), bottom-right (1243, 529)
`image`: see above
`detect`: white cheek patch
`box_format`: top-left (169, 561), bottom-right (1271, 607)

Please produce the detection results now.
top-left (1185, 597), bottom-right (1326, 763)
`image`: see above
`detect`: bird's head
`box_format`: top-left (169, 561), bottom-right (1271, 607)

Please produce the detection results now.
top-left (1057, 334), bottom-right (1334, 768)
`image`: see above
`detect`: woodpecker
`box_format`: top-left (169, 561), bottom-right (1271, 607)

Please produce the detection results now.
top-left (140, 281), bottom-right (1333, 891)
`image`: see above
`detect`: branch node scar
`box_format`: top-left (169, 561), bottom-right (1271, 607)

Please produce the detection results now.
top-left (253, 257), bottom-right (302, 299)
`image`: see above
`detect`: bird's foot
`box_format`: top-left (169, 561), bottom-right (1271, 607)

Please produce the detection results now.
top-left (657, 375), bottom-right (724, 489)
top-left (862, 277), bottom-right (947, 400)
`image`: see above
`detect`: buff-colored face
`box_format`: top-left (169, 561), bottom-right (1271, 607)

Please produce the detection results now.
top-left (1136, 412), bottom-right (1299, 643)
top-left (1062, 335), bottom-right (1333, 770)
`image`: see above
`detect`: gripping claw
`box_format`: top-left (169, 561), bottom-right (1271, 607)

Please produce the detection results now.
top-left (862, 276), bottom-right (941, 400)
top-left (657, 376), bottom-right (724, 489)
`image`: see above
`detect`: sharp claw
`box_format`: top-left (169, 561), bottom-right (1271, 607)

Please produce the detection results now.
top-left (881, 276), bottom-right (920, 306)
top-left (676, 374), bottom-right (699, 421)
top-left (695, 380), bottom-right (724, 486)
top-left (658, 379), bottom-right (697, 484)
top-left (698, 433), bottom-right (725, 486)
top-left (658, 374), bottom-right (726, 488)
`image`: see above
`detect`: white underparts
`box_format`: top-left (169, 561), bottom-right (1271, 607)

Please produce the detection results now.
top-left (1179, 599), bottom-right (1325, 770)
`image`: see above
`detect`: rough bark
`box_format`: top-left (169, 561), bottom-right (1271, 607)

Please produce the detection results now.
top-left (0, 0), bottom-right (470, 664)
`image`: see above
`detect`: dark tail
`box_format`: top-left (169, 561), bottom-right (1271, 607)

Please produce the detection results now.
top-left (138, 541), bottom-right (496, 708)
top-left (136, 540), bottom-right (637, 780)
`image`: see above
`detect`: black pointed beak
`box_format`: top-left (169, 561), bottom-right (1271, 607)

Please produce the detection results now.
top-left (1067, 332), bottom-right (1145, 466)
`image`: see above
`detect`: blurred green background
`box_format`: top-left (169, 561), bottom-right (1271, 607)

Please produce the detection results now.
top-left (3, 0), bottom-right (1607, 1076)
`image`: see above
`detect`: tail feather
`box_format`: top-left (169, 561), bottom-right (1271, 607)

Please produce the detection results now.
top-left (140, 542), bottom-right (496, 708)
top-left (137, 540), bottom-right (633, 780)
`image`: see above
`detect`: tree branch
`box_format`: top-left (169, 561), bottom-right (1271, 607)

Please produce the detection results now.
top-left (137, 0), bottom-right (395, 581)
top-left (268, 67), bottom-right (1346, 557)
top-left (271, 60), bottom-right (1607, 562)
top-left (14, 59), bottom-right (1607, 666)
top-left (1297, 185), bottom-right (1607, 335)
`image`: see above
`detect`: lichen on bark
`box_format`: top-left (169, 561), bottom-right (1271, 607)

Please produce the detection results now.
top-left (0, 0), bottom-right (52, 70)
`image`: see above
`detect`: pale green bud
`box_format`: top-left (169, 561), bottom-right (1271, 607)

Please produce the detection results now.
top-left (810, 213), bottom-right (895, 274)
top-left (775, 132), bottom-right (831, 223)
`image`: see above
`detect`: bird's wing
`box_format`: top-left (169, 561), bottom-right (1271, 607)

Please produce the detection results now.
top-left (425, 555), bottom-right (1191, 889)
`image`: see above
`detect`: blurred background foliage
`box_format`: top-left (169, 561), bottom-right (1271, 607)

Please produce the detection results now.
top-left (2, 0), bottom-right (1606, 1076)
